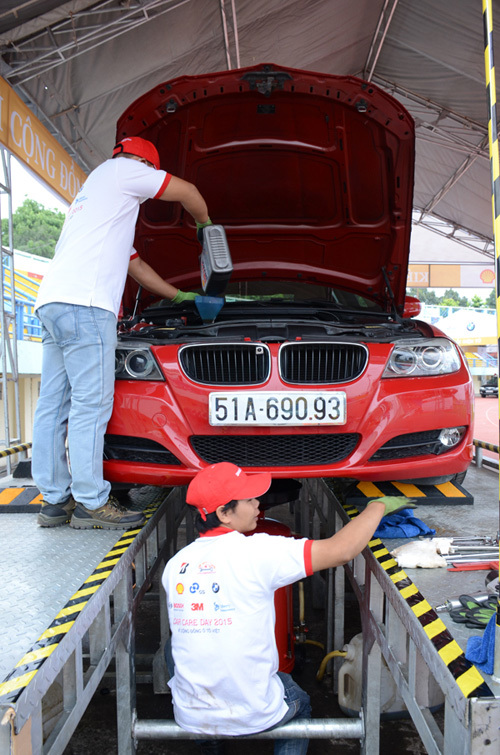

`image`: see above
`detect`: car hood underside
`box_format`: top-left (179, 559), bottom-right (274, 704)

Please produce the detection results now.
top-left (118, 63), bottom-right (415, 316)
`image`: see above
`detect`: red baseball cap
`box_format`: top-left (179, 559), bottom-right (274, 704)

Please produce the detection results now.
top-left (112, 137), bottom-right (160, 170)
top-left (186, 462), bottom-right (272, 520)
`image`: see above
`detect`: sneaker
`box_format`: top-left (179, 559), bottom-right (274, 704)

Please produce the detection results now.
top-left (37, 497), bottom-right (76, 527)
top-left (69, 495), bottom-right (146, 530)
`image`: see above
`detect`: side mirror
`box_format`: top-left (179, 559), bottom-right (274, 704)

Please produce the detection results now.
top-left (403, 295), bottom-right (422, 318)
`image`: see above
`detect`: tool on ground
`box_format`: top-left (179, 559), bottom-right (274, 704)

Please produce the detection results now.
top-left (435, 592), bottom-right (495, 612)
top-left (448, 595), bottom-right (497, 629)
top-left (448, 560), bottom-right (499, 572)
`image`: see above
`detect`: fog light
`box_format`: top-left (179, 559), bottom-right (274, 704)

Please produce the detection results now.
top-left (438, 427), bottom-right (464, 448)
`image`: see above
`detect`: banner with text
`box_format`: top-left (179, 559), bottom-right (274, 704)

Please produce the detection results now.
top-left (0, 78), bottom-right (86, 205)
top-left (408, 264), bottom-right (495, 288)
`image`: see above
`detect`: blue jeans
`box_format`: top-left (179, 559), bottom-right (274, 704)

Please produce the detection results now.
top-left (267, 672), bottom-right (311, 755)
top-left (164, 641), bottom-right (311, 754)
top-left (32, 303), bottom-right (117, 510)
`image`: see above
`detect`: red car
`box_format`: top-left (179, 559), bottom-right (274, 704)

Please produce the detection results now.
top-left (104, 63), bottom-right (473, 489)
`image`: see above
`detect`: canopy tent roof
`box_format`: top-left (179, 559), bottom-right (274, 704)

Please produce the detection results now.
top-left (0, 0), bottom-right (498, 258)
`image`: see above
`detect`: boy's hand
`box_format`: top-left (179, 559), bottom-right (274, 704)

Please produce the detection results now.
top-left (369, 495), bottom-right (417, 516)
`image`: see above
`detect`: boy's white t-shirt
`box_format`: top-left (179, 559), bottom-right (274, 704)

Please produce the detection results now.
top-left (35, 157), bottom-right (170, 316)
top-left (162, 530), bottom-right (313, 736)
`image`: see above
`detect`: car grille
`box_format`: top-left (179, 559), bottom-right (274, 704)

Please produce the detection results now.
top-left (179, 344), bottom-right (270, 385)
top-left (191, 434), bottom-right (360, 467)
top-left (369, 430), bottom-right (447, 461)
top-left (280, 343), bottom-right (368, 383)
top-left (104, 435), bottom-right (181, 465)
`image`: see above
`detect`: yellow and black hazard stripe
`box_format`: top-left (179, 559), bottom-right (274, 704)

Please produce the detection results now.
top-left (0, 497), bottom-right (163, 705)
top-left (0, 487), bottom-right (43, 511)
top-left (483, 0), bottom-right (500, 668)
top-left (474, 439), bottom-right (499, 453)
top-left (347, 480), bottom-right (472, 506)
top-left (343, 501), bottom-right (493, 698)
top-left (0, 443), bottom-right (32, 459)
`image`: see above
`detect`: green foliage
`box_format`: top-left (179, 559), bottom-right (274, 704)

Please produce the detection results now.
top-left (407, 287), bottom-right (439, 304)
top-left (486, 289), bottom-right (496, 308)
top-left (407, 287), bottom-right (493, 309)
top-left (1, 198), bottom-right (65, 259)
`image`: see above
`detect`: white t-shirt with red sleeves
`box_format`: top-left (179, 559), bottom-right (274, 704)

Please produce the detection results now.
top-left (162, 529), bottom-right (313, 736)
top-left (35, 157), bottom-right (171, 317)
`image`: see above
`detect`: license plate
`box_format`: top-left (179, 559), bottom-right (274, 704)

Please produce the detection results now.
top-left (209, 391), bottom-right (346, 426)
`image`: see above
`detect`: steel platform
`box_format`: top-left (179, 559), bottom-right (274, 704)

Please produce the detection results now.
top-left (0, 466), bottom-right (498, 753)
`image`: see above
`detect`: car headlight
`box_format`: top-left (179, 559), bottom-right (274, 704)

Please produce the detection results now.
top-left (115, 346), bottom-right (164, 381)
top-left (382, 338), bottom-right (461, 378)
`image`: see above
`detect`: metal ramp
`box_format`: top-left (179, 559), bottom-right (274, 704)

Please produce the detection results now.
top-left (1, 475), bottom-right (499, 753)
top-left (0, 486), bottom-right (174, 754)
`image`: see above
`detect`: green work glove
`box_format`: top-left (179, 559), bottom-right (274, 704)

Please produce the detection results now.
top-left (369, 495), bottom-right (417, 516)
top-left (172, 289), bottom-right (199, 304)
top-left (196, 217), bottom-right (213, 244)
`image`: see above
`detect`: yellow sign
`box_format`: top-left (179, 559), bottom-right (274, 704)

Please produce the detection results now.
top-left (0, 77), bottom-right (87, 205)
top-left (407, 265), bottom-right (429, 286)
top-left (408, 264), bottom-right (495, 289)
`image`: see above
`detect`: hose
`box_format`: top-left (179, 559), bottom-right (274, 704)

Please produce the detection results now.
top-left (316, 650), bottom-right (347, 682)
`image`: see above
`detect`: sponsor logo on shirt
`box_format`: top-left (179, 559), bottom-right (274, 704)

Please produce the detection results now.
top-left (198, 562), bottom-right (216, 574)
top-left (212, 582), bottom-right (220, 593)
top-left (191, 602), bottom-right (204, 611)
top-left (214, 602), bottom-right (235, 612)
top-left (168, 601), bottom-right (185, 610)
top-left (179, 562), bottom-right (189, 574)
top-left (190, 582), bottom-right (204, 594)
top-left (176, 583), bottom-right (184, 594)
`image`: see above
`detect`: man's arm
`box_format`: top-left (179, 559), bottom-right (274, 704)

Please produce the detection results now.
top-left (128, 256), bottom-right (179, 300)
top-left (310, 500), bottom-right (386, 572)
top-left (158, 175), bottom-right (209, 224)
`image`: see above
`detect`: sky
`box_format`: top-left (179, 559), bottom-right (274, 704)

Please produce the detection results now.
top-left (10, 155), bottom-right (68, 213)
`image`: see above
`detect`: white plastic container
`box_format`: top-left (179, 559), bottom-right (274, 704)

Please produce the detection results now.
top-left (338, 633), bottom-right (444, 719)
top-left (199, 225), bottom-right (233, 296)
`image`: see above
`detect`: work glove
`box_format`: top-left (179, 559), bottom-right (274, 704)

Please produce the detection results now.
top-left (196, 218), bottom-right (213, 244)
top-left (368, 495), bottom-right (417, 516)
top-left (172, 289), bottom-right (199, 304)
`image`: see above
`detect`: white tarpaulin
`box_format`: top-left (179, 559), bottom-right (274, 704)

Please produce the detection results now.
top-left (0, 0), bottom-right (498, 253)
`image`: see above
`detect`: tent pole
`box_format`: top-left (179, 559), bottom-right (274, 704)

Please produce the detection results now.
top-left (482, 0), bottom-right (500, 681)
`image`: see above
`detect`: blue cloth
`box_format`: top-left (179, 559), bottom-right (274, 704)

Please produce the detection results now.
top-left (373, 508), bottom-right (436, 539)
top-left (465, 613), bottom-right (496, 675)
top-left (32, 303), bottom-right (117, 509)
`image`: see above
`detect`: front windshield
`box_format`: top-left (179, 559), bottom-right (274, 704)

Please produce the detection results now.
top-left (223, 281), bottom-right (382, 311)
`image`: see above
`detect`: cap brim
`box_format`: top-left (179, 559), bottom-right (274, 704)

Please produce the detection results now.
top-left (237, 472), bottom-right (272, 501)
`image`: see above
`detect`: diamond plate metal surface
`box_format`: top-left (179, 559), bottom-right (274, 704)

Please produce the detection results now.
top-left (0, 511), bottom-right (130, 681)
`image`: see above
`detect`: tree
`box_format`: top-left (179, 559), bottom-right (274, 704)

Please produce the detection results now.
top-left (470, 294), bottom-right (484, 308)
top-left (407, 287), bottom-right (439, 304)
top-left (442, 289), bottom-right (462, 303)
top-left (1, 198), bottom-right (65, 259)
top-left (486, 289), bottom-right (496, 308)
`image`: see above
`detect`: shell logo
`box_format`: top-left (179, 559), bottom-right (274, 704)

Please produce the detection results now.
top-left (480, 269), bottom-right (495, 284)
top-left (176, 583), bottom-right (184, 594)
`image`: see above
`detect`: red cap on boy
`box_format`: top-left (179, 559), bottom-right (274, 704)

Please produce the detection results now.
top-left (186, 462), bottom-right (271, 520)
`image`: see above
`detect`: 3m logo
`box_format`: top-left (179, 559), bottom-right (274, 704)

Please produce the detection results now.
top-left (191, 603), bottom-right (204, 611)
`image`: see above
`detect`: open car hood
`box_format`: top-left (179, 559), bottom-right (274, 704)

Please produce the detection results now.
top-left (118, 63), bottom-right (415, 315)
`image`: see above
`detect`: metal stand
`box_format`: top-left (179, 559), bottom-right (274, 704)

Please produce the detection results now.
top-left (0, 487), bottom-right (183, 755)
